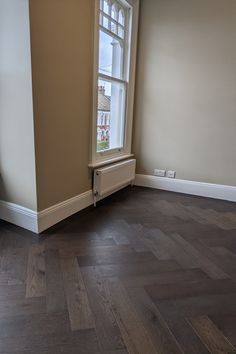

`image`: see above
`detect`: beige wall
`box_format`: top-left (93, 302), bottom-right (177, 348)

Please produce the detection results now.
top-left (2, 0), bottom-right (234, 216)
top-left (0, 0), bottom-right (37, 210)
top-left (30, 0), bottom-right (94, 211)
top-left (133, 0), bottom-right (236, 186)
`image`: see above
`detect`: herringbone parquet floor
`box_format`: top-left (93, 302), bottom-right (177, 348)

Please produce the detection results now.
top-left (1, 186), bottom-right (236, 353)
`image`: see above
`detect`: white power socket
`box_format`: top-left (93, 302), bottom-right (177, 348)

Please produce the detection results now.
top-left (154, 169), bottom-right (166, 177)
top-left (167, 170), bottom-right (176, 178)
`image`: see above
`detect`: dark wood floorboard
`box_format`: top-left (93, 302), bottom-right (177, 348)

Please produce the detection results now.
top-left (0, 186), bottom-right (236, 353)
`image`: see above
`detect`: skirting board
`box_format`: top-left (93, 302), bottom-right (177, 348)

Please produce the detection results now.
top-left (0, 183), bottom-right (133, 234)
top-left (38, 190), bottom-right (93, 233)
top-left (0, 200), bottom-right (38, 233)
top-left (135, 174), bottom-right (236, 202)
top-left (0, 190), bottom-right (93, 234)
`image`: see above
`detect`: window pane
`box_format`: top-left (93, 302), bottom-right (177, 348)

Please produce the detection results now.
top-left (99, 30), bottom-right (123, 79)
top-left (102, 16), bottom-right (109, 30)
top-left (118, 26), bottom-right (124, 39)
top-left (103, 0), bottom-right (110, 15)
top-left (100, 13), bottom-right (106, 28)
top-left (111, 4), bottom-right (117, 20)
top-left (97, 79), bottom-right (126, 152)
top-left (118, 9), bottom-right (125, 25)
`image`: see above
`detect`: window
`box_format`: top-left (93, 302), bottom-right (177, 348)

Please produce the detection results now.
top-left (90, 0), bottom-right (139, 166)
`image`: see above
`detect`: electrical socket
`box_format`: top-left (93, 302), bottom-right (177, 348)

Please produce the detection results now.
top-left (167, 170), bottom-right (176, 178)
top-left (154, 169), bottom-right (166, 177)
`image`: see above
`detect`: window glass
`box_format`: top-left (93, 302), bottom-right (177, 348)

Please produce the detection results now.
top-left (103, 0), bottom-right (110, 15)
top-left (99, 30), bottom-right (123, 79)
top-left (97, 79), bottom-right (126, 152)
top-left (95, 0), bottom-right (131, 155)
top-left (111, 4), bottom-right (117, 20)
top-left (118, 9), bottom-right (125, 25)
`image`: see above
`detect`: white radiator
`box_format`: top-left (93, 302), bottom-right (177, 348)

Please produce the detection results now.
top-left (94, 159), bottom-right (136, 200)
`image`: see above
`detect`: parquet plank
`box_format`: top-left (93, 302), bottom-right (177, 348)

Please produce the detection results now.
top-left (210, 314), bottom-right (236, 346)
top-left (192, 242), bottom-right (236, 280)
top-left (60, 253), bottom-right (95, 331)
top-left (157, 293), bottom-right (236, 318)
top-left (171, 233), bottom-right (229, 279)
top-left (148, 228), bottom-right (198, 268)
top-left (77, 250), bottom-right (157, 267)
top-left (1, 247), bottom-right (28, 285)
top-left (98, 259), bottom-right (181, 277)
top-left (162, 316), bottom-right (211, 354)
top-left (0, 312), bottom-right (70, 338)
top-left (45, 249), bottom-right (66, 313)
top-left (126, 286), bottom-right (183, 354)
top-left (188, 316), bottom-right (236, 353)
top-left (26, 244), bottom-right (46, 298)
top-left (121, 268), bottom-right (209, 288)
top-left (105, 277), bottom-right (158, 354)
top-left (146, 278), bottom-right (236, 300)
top-left (0, 329), bottom-right (101, 354)
top-left (81, 266), bottom-right (126, 352)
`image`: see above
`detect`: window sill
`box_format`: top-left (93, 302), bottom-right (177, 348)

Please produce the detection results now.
top-left (88, 154), bottom-right (134, 169)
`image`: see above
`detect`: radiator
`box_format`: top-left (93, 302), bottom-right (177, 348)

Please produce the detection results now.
top-left (93, 159), bottom-right (136, 201)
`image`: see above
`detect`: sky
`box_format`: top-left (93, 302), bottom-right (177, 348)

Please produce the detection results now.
top-left (99, 30), bottom-right (113, 96)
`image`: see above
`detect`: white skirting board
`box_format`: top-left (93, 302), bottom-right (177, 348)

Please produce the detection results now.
top-left (0, 200), bottom-right (38, 233)
top-left (0, 183), bottom-right (132, 234)
top-left (38, 190), bottom-right (93, 233)
top-left (38, 184), bottom-right (132, 232)
top-left (135, 174), bottom-right (236, 202)
top-left (0, 190), bottom-right (93, 234)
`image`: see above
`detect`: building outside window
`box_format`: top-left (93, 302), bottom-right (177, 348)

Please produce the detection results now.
top-left (97, 85), bottom-right (111, 151)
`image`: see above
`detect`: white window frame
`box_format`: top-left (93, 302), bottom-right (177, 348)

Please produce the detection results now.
top-left (89, 0), bottom-right (139, 168)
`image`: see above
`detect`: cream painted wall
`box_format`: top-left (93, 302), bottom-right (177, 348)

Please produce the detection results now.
top-left (0, 0), bottom-right (37, 210)
top-left (29, 0), bottom-right (94, 211)
top-left (133, 0), bottom-right (236, 186)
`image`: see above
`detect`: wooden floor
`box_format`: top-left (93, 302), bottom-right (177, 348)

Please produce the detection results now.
top-left (1, 187), bottom-right (236, 353)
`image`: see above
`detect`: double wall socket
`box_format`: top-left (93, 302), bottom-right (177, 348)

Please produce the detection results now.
top-left (154, 169), bottom-right (166, 177)
top-left (154, 169), bottom-right (176, 178)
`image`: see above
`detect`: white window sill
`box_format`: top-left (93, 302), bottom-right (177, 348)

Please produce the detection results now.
top-left (88, 154), bottom-right (134, 169)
